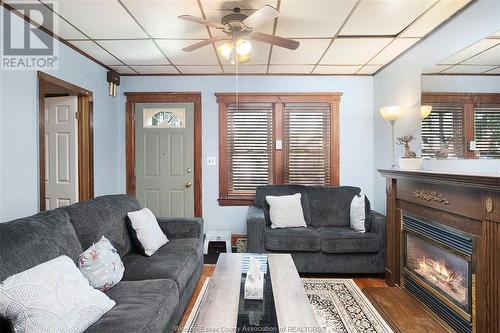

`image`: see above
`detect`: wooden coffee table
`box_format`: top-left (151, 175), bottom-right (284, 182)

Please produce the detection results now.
top-left (191, 253), bottom-right (320, 331)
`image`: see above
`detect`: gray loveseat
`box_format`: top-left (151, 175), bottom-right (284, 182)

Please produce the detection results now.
top-left (0, 195), bottom-right (203, 333)
top-left (247, 185), bottom-right (385, 274)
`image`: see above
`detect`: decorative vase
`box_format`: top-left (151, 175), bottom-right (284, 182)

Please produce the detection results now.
top-left (399, 158), bottom-right (423, 170)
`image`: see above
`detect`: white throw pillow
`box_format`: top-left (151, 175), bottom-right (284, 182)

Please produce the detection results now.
top-left (127, 207), bottom-right (169, 256)
top-left (78, 236), bottom-right (124, 292)
top-left (350, 194), bottom-right (366, 233)
top-left (0, 255), bottom-right (115, 333)
top-left (266, 193), bottom-right (307, 229)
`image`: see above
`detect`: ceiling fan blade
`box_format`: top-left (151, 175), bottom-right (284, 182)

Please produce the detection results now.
top-left (242, 5), bottom-right (280, 29)
top-left (182, 37), bottom-right (230, 52)
top-left (178, 15), bottom-right (225, 29)
top-left (249, 32), bottom-right (300, 50)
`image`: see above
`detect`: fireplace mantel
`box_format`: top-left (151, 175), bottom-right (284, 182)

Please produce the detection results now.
top-left (379, 169), bottom-right (499, 333)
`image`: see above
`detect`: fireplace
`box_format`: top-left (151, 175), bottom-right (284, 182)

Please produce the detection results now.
top-left (402, 213), bottom-right (474, 333)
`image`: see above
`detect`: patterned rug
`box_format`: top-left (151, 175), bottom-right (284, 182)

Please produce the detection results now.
top-left (303, 279), bottom-right (393, 333)
top-left (183, 278), bottom-right (393, 333)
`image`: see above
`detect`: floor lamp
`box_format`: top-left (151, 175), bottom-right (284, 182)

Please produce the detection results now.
top-left (379, 106), bottom-right (403, 169)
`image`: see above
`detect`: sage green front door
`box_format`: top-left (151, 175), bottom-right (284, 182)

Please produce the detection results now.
top-left (135, 103), bottom-right (194, 217)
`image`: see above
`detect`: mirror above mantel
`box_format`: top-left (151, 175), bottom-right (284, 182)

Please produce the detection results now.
top-left (420, 30), bottom-right (500, 160)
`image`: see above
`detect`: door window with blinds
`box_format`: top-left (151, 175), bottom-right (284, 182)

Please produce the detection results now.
top-left (217, 93), bottom-right (341, 205)
top-left (421, 93), bottom-right (500, 159)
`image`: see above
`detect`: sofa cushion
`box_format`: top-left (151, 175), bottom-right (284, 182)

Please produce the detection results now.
top-left (0, 210), bottom-right (82, 281)
top-left (320, 227), bottom-right (380, 254)
top-left (264, 227), bottom-right (320, 252)
top-left (309, 186), bottom-right (372, 229)
top-left (255, 185), bottom-right (311, 225)
top-left (121, 238), bottom-right (201, 294)
top-left (85, 279), bottom-right (178, 333)
top-left (59, 195), bottom-right (141, 257)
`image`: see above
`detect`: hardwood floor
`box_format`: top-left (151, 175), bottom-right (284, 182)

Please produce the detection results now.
top-left (179, 264), bottom-right (446, 333)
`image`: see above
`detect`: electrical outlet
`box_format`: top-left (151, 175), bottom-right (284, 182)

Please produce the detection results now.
top-left (207, 156), bottom-right (217, 166)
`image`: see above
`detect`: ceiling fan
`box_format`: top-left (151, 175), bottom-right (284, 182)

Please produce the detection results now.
top-left (178, 5), bottom-right (299, 62)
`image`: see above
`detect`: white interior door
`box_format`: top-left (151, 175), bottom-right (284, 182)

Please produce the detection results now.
top-left (45, 96), bottom-right (79, 209)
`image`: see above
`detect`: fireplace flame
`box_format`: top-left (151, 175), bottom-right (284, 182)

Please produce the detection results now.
top-left (418, 256), bottom-right (451, 281)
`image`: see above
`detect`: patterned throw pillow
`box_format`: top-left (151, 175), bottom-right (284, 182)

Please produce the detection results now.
top-left (78, 236), bottom-right (124, 292)
top-left (0, 255), bottom-right (115, 333)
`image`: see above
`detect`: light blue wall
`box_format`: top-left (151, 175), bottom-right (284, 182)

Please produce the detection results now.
top-left (120, 75), bottom-right (375, 233)
top-left (373, 0), bottom-right (500, 213)
top-left (0, 7), bottom-right (121, 222)
top-left (421, 75), bottom-right (500, 93)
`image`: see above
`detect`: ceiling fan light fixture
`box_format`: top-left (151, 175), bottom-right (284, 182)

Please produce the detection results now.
top-left (236, 39), bottom-right (252, 56)
top-left (219, 42), bottom-right (234, 60)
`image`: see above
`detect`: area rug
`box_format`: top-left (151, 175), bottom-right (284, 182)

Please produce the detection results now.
top-left (182, 278), bottom-right (393, 333)
top-left (303, 279), bottom-right (393, 333)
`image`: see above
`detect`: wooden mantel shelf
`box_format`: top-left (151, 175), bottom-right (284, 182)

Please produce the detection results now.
top-left (378, 169), bottom-right (500, 191)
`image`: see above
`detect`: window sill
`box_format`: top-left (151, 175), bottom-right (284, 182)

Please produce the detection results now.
top-left (218, 198), bottom-right (254, 206)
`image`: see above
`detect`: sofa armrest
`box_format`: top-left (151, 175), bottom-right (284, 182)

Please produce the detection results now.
top-left (370, 211), bottom-right (386, 241)
top-left (156, 217), bottom-right (203, 240)
top-left (247, 206), bottom-right (266, 253)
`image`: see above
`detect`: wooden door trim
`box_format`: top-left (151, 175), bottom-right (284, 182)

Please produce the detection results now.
top-left (125, 92), bottom-right (203, 217)
top-left (38, 71), bottom-right (94, 210)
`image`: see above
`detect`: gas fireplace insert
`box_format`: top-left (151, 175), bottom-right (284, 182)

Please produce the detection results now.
top-left (402, 213), bottom-right (474, 333)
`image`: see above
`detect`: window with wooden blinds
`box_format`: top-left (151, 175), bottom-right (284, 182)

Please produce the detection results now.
top-left (284, 103), bottom-right (331, 185)
top-left (474, 106), bottom-right (500, 158)
top-left (421, 105), bottom-right (465, 158)
top-left (226, 102), bottom-right (273, 196)
top-left (217, 93), bottom-right (341, 206)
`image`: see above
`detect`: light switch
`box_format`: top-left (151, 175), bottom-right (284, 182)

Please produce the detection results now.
top-left (276, 140), bottom-right (282, 150)
top-left (207, 156), bottom-right (217, 166)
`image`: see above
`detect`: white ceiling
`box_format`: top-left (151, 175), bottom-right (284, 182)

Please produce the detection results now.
top-left (424, 30), bottom-right (500, 75)
top-left (4, 0), bottom-right (473, 75)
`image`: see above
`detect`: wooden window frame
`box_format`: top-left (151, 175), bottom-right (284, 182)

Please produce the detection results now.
top-left (217, 93), bottom-right (342, 206)
top-left (38, 71), bottom-right (94, 211)
top-left (125, 92), bottom-right (203, 217)
top-left (422, 92), bottom-right (500, 159)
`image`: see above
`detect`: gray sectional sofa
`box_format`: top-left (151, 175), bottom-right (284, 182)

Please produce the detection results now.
top-left (247, 185), bottom-right (386, 274)
top-left (0, 195), bottom-right (203, 333)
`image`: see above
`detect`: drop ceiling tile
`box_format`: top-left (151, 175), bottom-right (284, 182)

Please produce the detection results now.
top-left (218, 40), bottom-right (270, 66)
top-left (131, 66), bottom-right (179, 74)
top-left (423, 65), bottom-right (452, 74)
top-left (438, 39), bottom-right (499, 64)
top-left (202, 0), bottom-right (278, 36)
top-left (275, 0), bottom-right (357, 38)
top-left (401, 0), bottom-right (472, 38)
top-left (69, 40), bottom-right (123, 65)
top-left (177, 66), bottom-right (223, 74)
top-left (443, 65), bottom-right (496, 74)
top-left (321, 38), bottom-right (392, 65)
top-left (109, 65), bottom-right (137, 75)
top-left (97, 40), bottom-right (168, 65)
top-left (357, 65), bottom-right (383, 75)
top-left (462, 44), bottom-right (500, 66)
top-left (271, 39), bottom-right (330, 65)
top-left (368, 38), bottom-right (419, 65)
top-left (44, 0), bottom-right (147, 39)
top-left (313, 65), bottom-right (360, 74)
top-left (156, 39), bottom-right (219, 65)
top-left (223, 65), bottom-right (268, 74)
top-left (491, 31), bottom-right (500, 38)
top-left (483, 67), bottom-right (500, 74)
top-left (268, 65), bottom-right (314, 74)
top-left (122, 0), bottom-right (209, 39)
top-left (341, 0), bottom-right (435, 36)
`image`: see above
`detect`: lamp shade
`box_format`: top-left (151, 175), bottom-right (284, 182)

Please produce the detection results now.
top-left (420, 105), bottom-right (432, 119)
top-left (379, 106), bottom-right (403, 121)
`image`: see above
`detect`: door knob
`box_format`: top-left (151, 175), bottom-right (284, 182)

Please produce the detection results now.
top-left (185, 181), bottom-right (192, 188)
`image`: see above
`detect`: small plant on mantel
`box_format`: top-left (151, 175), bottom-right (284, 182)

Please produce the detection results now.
top-left (396, 133), bottom-right (423, 170)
